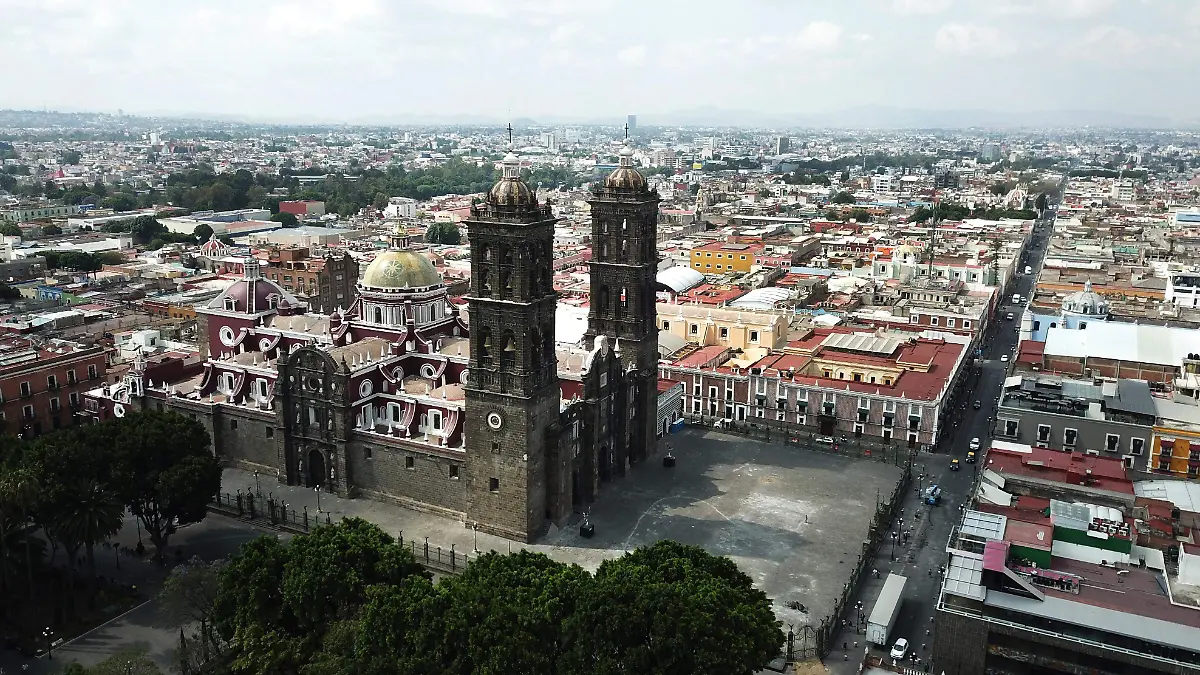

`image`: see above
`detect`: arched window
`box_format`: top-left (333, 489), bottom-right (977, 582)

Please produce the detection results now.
top-left (480, 269), bottom-right (491, 293)
top-left (374, 307), bottom-right (383, 323)
top-left (478, 328), bottom-right (492, 366)
top-left (500, 330), bottom-right (516, 371)
top-left (1033, 321), bottom-right (1041, 331)
top-left (598, 286), bottom-right (610, 311)
top-left (482, 244), bottom-right (491, 262)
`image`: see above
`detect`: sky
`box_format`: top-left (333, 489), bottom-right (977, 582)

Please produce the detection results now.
top-left (1, 0), bottom-right (1197, 123)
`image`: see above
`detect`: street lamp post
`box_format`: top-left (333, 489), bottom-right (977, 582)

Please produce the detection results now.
top-left (472, 523), bottom-right (480, 554)
top-left (43, 626), bottom-right (54, 659)
top-left (315, 485), bottom-right (322, 513)
top-left (890, 531), bottom-right (898, 562)
top-left (254, 470), bottom-right (261, 496)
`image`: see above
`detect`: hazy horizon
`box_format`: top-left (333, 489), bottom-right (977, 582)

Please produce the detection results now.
top-left (3, 0), bottom-right (1198, 124)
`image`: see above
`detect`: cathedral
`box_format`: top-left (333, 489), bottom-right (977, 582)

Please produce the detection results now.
top-left (83, 142), bottom-right (663, 542)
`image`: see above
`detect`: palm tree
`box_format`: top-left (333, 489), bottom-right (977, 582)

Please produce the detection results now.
top-left (2, 467), bottom-right (42, 600)
top-left (0, 466), bottom-right (39, 605)
top-left (52, 479), bottom-right (124, 602)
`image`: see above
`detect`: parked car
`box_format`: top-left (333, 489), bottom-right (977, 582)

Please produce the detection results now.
top-left (969, 437), bottom-right (981, 451)
top-left (1000, 354), bottom-right (1009, 362)
top-left (890, 638), bottom-right (909, 660)
top-left (815, 435), bottom-right (835, 445)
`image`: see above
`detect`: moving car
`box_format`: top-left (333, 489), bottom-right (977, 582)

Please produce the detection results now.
top-left (1006, 312), bottom-right (1014, 320)
top-left (973, 400), bottom-right (981, 409)
top-left (1012, 294), bottom-right (1021, 304)
top-left (950, 458), bottom-right (961, 471)
top-left (924, 484), bottom-right (942, 505)
top-left (1000, 354), bottom-right (1009, 362)
top-left (969, 437), bottom-right (981, 451)
top-left (890, 638), bottom-right (909, 660)
top-left (1024, 265), bottom-right (1032, 275)
top-left (966, 451), bottom-right (977, 464)
top-left (815, 435), bottom-right (835, 445)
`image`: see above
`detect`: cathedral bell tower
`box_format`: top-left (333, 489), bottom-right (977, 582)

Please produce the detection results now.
top-left (585, 128), bottom-right (661, 471)
top-left (464, 129), bottom-right (560, 541)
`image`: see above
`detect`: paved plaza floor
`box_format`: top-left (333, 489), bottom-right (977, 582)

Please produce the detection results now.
top-left (223, 427), bottom-right (904, 629)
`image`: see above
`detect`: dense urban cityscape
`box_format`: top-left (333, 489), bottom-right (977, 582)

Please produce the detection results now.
top-left (5, 2), bottom-right (1200, 675)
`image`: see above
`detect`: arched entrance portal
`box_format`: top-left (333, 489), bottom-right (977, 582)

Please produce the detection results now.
top-left (307, 448), bottom-right (327, 489)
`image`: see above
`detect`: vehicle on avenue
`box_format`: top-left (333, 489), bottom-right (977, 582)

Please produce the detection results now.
top-left (1001, 354), bottom-right (1009, 362)
top-left (950, 458), bottom-right (961, 471)
top-left (973, 400), bottom-right (982, 409)
top-left (966, 451), bottom-right (977, 464)
top-left (815, 435), bottom-right (835, 445)
top-left (924, 484), bottom-right (942, 505)
top-left (1006, 312), bottom-right (1014, 320)
top-left (891, 638), bottom-right (910, 660)
top-left (969, 437), bottom-right (981, 451)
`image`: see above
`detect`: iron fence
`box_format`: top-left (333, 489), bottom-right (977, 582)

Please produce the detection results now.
top-left (207, 491), bottom-right (474, 574)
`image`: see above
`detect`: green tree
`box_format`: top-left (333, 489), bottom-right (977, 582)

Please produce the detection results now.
top-left (270, 212), bottom-right (299, 228)
top-left (102, 194), bottom-right (137, 212)
top-left (193, 223), bottom-right (214, 243)
top-left (831, 191), bottom-right (855, 204)
top-left (110, 411), bottom-right (221, 563)
top-left (130, 215), bottom-right (166, 244)
top-left (372, 192), bottom-right (390, 210)
top-left (62, 150), bottom-right (82, 165)
top-left (160, 556), bottom-right (227, 657)
top-left (0, 283), bottom-right (20, 301)
top-left (0, 223), bottom-right (22, 237)
top-left (441, 550), bottom-right (590, 675)
top-left (1035, 192), bottom-right (1048, 213)
top-left (52, 478), bottom-right (123, 599)
top-left (577, 540), bottom-right (783, 675)
top-left (41, 223), bottom-right (62, 236)
top-left (824, 209), bottom-right (840, 221)
top-left (849, 208), bottom-right (873, 223)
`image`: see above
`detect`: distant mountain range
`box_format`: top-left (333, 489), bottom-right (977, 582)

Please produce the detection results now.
top-left (4, 106), bottom-right (1198, 131)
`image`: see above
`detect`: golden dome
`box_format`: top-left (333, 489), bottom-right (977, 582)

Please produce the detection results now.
top-left (360, 249), bottom-right (442, 289)
top-left (603, 143), bottom-right (647, 190)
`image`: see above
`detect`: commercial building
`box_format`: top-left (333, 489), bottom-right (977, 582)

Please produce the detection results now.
top-left (0, 337), bottom-right (108, 437)
top-left (261, 247), bottom-right (358, 314)
top-left (689, 241), bottom-right (764, 274)
top-left (1, 204), bottom-right (82, 222)
top-left (278, 200), bottom-right (326, 219)
top-left (657, 302), bottom-right (789, 351)
top-left (994, 375), bottom-right (1156, 471)
top-left (935, 447), bottom-right (1200, 675)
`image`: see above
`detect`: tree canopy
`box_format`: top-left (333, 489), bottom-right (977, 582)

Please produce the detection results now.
top-left (212, 530), bottom-right (782, 675)
top-left (831, 191), bottom-right (856, 204)
top-left (270, 212), bottom-right (299, 228)
top-left (424, 222), bottom-right (461, 245)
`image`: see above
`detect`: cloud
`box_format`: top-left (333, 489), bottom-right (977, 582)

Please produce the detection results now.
top-left (617, 45), bottom-right (647, 66)
top-left (984, 0), bottom-right (1113, 17)
top-left (549, 22), bottom-right (582, 44)
top-left (790, 21), bottom-right (843, 51)
top-left (891, 0), bottom-right (952, 15)
top-left (934, 23), bottom-right (1016, 57)
top-left (1076, 25), bottom-right (1143, 55)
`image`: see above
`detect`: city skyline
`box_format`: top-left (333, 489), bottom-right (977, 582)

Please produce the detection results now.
top-left (3, 0), bottom-right (1198, 126)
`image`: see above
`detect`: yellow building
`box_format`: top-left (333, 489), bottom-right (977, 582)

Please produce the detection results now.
top-left (656, 303), bottom-right (788, 351)
top-left (1150, 400), bottom-right (1200, 478)
top-left (689, 241), bottom-right (763, 274)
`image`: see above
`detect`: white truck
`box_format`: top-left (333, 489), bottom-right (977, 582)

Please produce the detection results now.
top-left (867, 572), bottom-right (908, 646)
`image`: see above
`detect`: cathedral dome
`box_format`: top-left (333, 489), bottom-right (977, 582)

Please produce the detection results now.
top-left (1061, 280), bottom-right (1108, 317)
top-left (604, 143), bottom-right (647, 190)
top-left (360, 222), bottom-right (443, 290)
top-left (488, 152), bottom-right (536, 207)
top-left (361, 249), bottom-right (442, 290)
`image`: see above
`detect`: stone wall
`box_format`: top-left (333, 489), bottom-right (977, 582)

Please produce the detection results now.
top-left (346, 440), bottom-right (466, 517)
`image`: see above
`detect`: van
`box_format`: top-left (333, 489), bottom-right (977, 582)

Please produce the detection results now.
top-left (1024, 265), bottom-right (1032, 275)
top-left (1012, 294), bottom-right (1021, 304)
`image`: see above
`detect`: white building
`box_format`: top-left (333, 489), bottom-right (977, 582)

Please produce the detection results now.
top-left (1166, 272), bottom-right (1200, 309)
top-left (384, 197), bottom-right (417, 219)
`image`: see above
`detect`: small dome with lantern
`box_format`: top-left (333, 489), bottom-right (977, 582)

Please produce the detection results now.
top-left (604, 141), bottom-right (648, 191)
top-left (360, 222), bottom-right (443, 291)
top-left (1061, 280), bottom-right (1109, 318)
top-left (488, 151), bottom-right (536, 207)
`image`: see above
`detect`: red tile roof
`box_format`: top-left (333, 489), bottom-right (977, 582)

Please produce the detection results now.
top-left (985, 448), bottom-right (1132, 494)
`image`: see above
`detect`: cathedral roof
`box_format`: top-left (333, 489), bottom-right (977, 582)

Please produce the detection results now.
top-left (1061, 280), bottom-right (1109, 317)
top-left (205, 258), bottom-right (300, 314)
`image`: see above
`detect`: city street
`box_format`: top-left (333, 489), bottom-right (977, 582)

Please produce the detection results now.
top-left (825, 207), bottom-right (1055, 673)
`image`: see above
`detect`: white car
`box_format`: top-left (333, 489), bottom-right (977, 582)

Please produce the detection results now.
top-left (890, 637), bottom-right (909, 660)
top-left (969, 437), bottom-right (981, 451)
top-left (1000, 354), bottom-right (1009, 362)
top-left (814, 435), bottom-right (835, 445)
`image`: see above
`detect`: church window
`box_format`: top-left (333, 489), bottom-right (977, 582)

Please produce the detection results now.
top-left (230, 419), bottom-right (237, 430)
top-left (449, 465), bottom-right (459, 479)
top-left (598, 286), bottom-right (610, 310)
top-left (405, 456), bottom-right (415, 469)
top-left (374, 307), bottom-right (383, 323)
top-left (268, 294), bottom-right (279, 309)
top-left (1079, 322), bottom-right (1087, 329)
top-left (224, 296), bottom-right (236, 311)
top-left (489, 477), bottom-right (499, 492)
top-left (478, 329), bottom-right (492, 365)
top-left (429, 410), bottom-right (443, 431)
